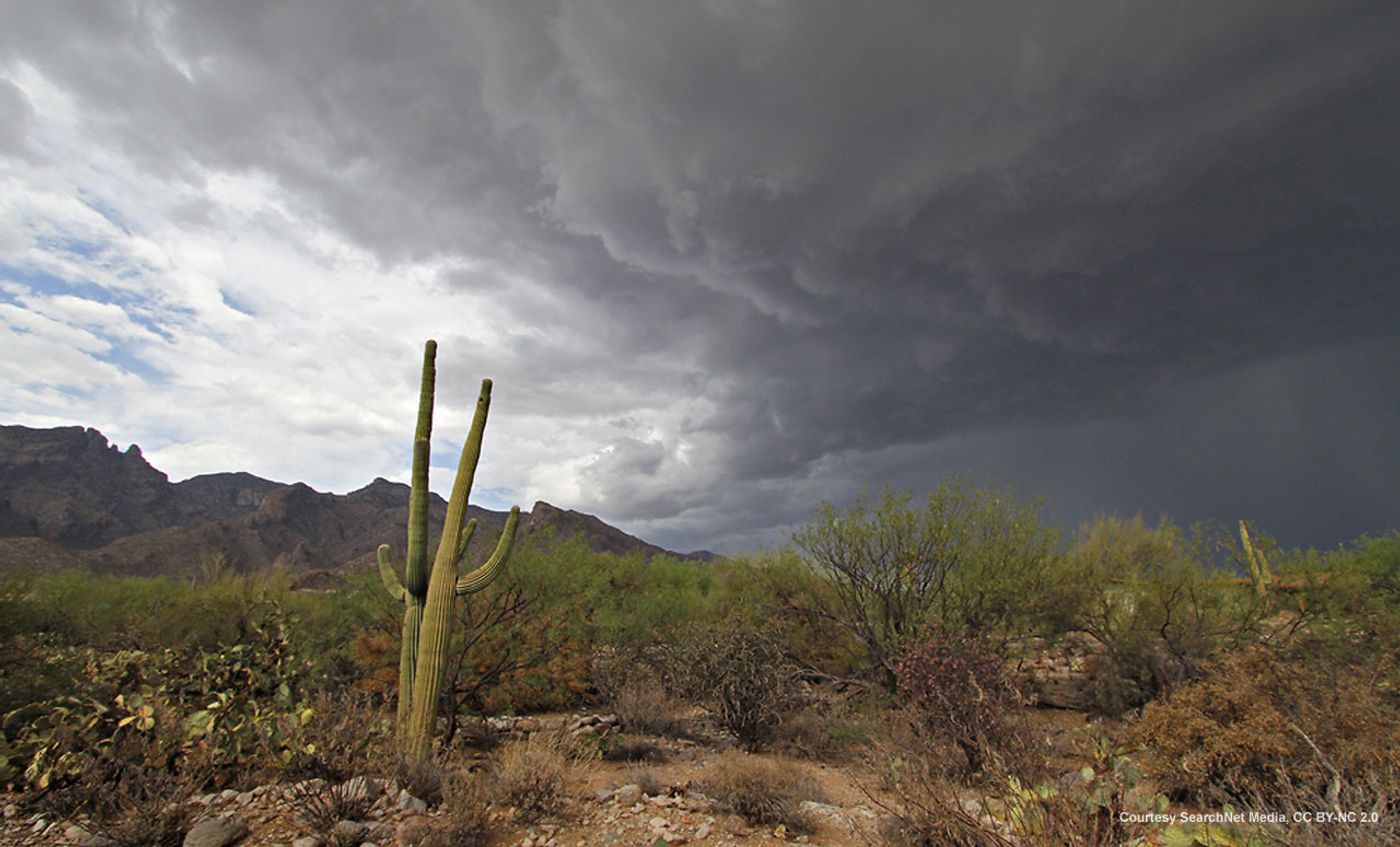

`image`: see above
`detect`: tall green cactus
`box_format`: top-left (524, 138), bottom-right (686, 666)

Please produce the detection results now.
top-left (1239, 520), bottom-right (1274, 599)
top-left (378, 340), bottom-right (521, 759)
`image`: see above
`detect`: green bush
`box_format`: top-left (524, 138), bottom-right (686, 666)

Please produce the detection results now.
top-left (1070, 516), bottom-right (1268, 711)
top-left (792, 479), bottom-right (1072, 687)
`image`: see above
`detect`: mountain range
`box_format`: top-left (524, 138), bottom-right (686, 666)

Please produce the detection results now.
top-left (0, 424), bottom-right (715, 583)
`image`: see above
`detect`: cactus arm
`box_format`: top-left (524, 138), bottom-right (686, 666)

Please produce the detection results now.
top-left (457, 506), bottom-right (520, 596)
top-left (404, 379), bottom-right (494, 761)
top-left (403, 341), bottom-right (437, 597)
top-left (378, 545), bottom-right (406, 601)
top-left (454, 518), bottom-right (479, 567)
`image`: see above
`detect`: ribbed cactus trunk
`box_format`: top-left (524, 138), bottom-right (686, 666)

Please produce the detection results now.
top-left (379, 341), bottom-right (521, 761)
top-left (1239, 521), bottom-right (1274, 600)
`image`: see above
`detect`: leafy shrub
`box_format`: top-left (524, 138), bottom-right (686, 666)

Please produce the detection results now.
top-left (895, 635), bottom-right (1026, 776)
top-left (792, 479), bottom-right (1073, 687)
top-left (670, 625), bottom-right (799, 750)
top-left (34, 725), bottom-right (207, 847)
top-left (1071, 516), bottom-right (1268, 712)
top-left (700, 751), bottom-right (822, 833)
top-left (1133, 645), bottom-right (1400, 803)
top-left (2, 599), bottom-right (318, 794)
top-left (282, 691), bottom-right (393, 783)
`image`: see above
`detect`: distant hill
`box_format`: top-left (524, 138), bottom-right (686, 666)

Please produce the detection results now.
top-left (0, 424), bottom-right (717, 578)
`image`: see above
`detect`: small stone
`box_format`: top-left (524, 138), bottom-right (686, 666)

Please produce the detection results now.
top-left (291, 837), bottom-right (324, 847)
top-left (397, 789), bottom-right (428, 814)
top-left (661, 833), bottom-right (686, 845)
top-left (773, 823), bottom-right (787, 839)
top-left (594, 789), bottom-right (615, 803)
top-left (182, 814), bottom-right (249, 847)
top-left (332, 820), bottom-right (369, 844)
top-left (695, 822), bottom-right (712, 840)
top-left (614, 784), bottom-right (641, 806)
top-left (3, 804), bottom-right (18, 819)
top-left (649, 816), bottom-right (670, 830)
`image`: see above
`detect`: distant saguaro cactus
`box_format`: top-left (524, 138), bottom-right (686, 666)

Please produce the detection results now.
top-left (1238, 520), bottom-right (1274, 600)
top-left (378, 340), bottom-right (520, 759)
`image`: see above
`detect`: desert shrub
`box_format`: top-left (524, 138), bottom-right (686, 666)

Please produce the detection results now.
top-left (627, 765), bottom-right (666, 797)
top-left (792, 480), bottom-right (1073, 689)
top-left (773, 703), bottom-right (872, 762)
top-left (493, 728), bottom-right (594, 821)
top-left (895, 635), bottom-right (1027, 776)
top-left (279, 779), bottom-right (375, 846)
top-left (873, 729), bottom-right (1166, 847)
top-left (602, 736), bottom-right (668, 762)
top-left (1133, 645), bottom-right (1400, 803)
top-left (417, 768), bottom-right (492, 847)
top-left (281, 691), bottom-right (393, 783)
top-left (1071, 516), bottom-right (1269, 712)
top-left (392, 754), bottom-right (445, 806)
top-left (700, 751), bottom-right (822, 833)
top-left (34, 725), bottom-right (207, 847)
top-left (670, 624), bottom-right (799, 750)
top-left (592, 648), bottom-right (689, 737)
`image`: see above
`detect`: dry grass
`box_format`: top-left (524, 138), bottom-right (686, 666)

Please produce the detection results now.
top-left (699, 750), bottom-right (825, 834)
top-left (416, 768), bottom-right (493, 847)
top-left (493, 727), bottom-right (596, 822)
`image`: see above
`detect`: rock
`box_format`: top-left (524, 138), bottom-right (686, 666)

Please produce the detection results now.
top-left (695, 822), bottom-right (712, 840)
top-left (649, 817), bottom-right (670, 829)
top-left (594, 789), bottom-right (616, 803)
top-left (291, 837), bottom-right (324, 847)
top-left (397, 789), bottom-right (429, 814)
top-left (614, 784), bottom-right (642, 806)
top-left (332, 820), bottom-right (369, 844)
top-left (182, 814), bottom-right (249, 847)
top-left (65, 824), bottom-right (119, 847)
top-left (3, 804), bottom-right (18, 819)
top-left (515, 717), bottom-right (541, 732)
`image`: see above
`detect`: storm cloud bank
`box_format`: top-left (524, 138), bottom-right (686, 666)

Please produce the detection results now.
top-left (2, 1), bottom-right (1397, 551)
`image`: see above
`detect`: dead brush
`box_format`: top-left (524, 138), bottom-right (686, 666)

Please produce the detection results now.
top-left (603, 736), bottom-right (669, 763)
top-left (417, 768), bottom-right (494, 847)
top-left (700, 750), bottom-right (824, 834)
top-left (493, 726), bottom-right (596, 822)
top-left (278, 779), bottom-right (374, 845)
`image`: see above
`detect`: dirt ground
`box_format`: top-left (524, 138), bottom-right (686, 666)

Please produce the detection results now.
top-left (0, 708), bottom-right (1102, 847)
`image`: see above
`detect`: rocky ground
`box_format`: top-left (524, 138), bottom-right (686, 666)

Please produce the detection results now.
top-left (0, 708), bottom-right (1097, 847)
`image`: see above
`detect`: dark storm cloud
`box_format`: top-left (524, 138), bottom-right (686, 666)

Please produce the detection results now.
top-left (4, 0), bottom-right (1398, 550)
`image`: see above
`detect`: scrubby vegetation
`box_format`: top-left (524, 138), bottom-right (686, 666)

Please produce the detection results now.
top-left (2, 479), bottom-right (1397, 845)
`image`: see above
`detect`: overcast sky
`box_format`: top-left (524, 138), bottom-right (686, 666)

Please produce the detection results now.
top-left (2, 1), bottom-right (1397, 554)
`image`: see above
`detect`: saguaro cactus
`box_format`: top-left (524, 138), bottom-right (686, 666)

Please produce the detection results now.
top-left (378, 340), bottom-right (521, 759)
top-left (1239, 520), bottom-right (1274, 599)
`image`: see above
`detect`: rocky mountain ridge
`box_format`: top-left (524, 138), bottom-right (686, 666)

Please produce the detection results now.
top-left (0, 424), bottom-right (715, 578)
